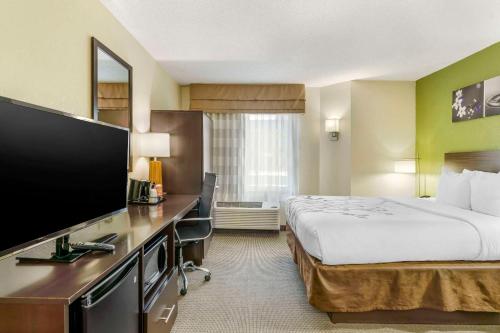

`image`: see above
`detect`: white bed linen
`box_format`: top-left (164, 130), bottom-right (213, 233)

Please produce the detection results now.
top-left (285, 196), bottom-right (500, 265)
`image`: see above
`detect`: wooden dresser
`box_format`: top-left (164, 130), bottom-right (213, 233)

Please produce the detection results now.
top-left (150, 110), bottom-right (213, 265)
top-left (0, 195), bottom-right (198, 333)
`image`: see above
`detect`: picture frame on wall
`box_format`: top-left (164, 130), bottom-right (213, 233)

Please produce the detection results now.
top-left (484, 76), bottom-right (500, 117)
top-left (452, 81), bottom-right (484, 122)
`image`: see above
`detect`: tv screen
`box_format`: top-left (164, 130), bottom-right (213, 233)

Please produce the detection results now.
top-left (0, 97), bottom-right (129, 257)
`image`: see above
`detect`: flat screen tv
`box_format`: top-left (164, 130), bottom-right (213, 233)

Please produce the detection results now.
top-left (0, 96), bottom-right (129, 261)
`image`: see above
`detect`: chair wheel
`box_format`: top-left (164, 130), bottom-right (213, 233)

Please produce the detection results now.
top-left (180, 288), bottom-right (187, 296)
top-left (204, 274), bottom-right (211, 282)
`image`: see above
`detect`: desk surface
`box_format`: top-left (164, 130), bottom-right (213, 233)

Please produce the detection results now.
top-left (0, 194), bottom-right (198, 305)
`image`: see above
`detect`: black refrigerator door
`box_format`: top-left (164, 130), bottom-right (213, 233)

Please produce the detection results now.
top-left (80, 253), bottom-right (140, 333)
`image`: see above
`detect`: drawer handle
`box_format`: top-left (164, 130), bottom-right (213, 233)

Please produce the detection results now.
top-left (158, 304), bottom-right (176, 324)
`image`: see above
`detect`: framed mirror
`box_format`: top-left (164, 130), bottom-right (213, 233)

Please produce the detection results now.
top-left (91, 37), bottom-right (133, 170)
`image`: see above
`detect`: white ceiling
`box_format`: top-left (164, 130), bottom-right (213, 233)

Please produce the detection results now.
top-left (100, 0), bottom-right (500, 87)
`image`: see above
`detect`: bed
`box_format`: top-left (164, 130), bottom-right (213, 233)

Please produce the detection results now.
top-left (286, 150), bottom-right (500, 324)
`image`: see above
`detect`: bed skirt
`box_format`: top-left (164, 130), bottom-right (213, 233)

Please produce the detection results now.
top-left (286, 228), bottom-right (500, 313)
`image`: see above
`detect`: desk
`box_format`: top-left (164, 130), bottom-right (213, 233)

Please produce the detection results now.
top-left (0, 194), bottom-right (198, 333)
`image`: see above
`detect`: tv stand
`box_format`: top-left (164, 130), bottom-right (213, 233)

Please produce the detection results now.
top-left (0, 195), bottom-right (198, 333)
top-left (17, 233), bottom-right (117, 264)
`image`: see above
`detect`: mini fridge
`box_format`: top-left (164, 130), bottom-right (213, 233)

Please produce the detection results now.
top-left (78, 253), bottom-right (140, 333)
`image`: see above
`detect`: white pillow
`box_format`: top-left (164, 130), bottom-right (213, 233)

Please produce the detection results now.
top-left (435, 168), bottom-right (472, 209)
top-left (470, 171), bottom-right (500, 217)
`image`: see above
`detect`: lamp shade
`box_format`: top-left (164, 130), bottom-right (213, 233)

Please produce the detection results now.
top-left (134, 133), bottom-right (170, 158)
top-left (394, 160), bottom-right (416, 174)
top-left (325, 119), bottom-right (340, 132)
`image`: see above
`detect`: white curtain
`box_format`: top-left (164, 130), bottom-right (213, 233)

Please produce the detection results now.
top-left (211, 113), bottom-right (299, 203)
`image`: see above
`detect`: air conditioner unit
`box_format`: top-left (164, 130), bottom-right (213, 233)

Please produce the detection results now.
top-left (214, 202), bottom-right (280, 231)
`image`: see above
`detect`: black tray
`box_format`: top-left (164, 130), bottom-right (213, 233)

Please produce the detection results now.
top-left (128, 197), bottom-right (165, 206)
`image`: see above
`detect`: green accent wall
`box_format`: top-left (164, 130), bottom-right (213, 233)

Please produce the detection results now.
top-left (416, 42), bottom-right (500, 195)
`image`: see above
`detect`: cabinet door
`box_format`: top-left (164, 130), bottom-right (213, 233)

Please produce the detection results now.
top-left (81, 255), bottom-right (140, 333)
top-left (151, 111), bottom-right (203, 194)
top-left (144, 273), bottom-right (178, 333)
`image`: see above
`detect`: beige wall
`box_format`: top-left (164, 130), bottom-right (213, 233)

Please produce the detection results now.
top-left (350, 81), bottom-right (416, 197)
top-left (319, 82), bottom-right (352, 195)
top-left (309, 80), bottom-right (416, 197)
top-left (298, 88), bottom-right (320, 195)
top-left (0, 0), bottom-right (181, 179)
top-left (180, 86), bottom-right (191, 109)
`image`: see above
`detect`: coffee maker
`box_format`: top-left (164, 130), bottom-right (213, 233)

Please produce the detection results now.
top-left (128, 179), bottom-right (152, 203)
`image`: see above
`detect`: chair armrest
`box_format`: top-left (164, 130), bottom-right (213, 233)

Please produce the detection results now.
top-left (175, 217), bottom-right (214, 240)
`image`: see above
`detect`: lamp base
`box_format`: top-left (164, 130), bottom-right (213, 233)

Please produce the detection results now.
top-left (149, 159), bottom-right (163, 187)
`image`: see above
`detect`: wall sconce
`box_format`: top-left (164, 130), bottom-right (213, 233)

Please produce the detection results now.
top-left (394, 159), bottom-right (416, 174)
top-left (325, 118), bottom-right (340, 141)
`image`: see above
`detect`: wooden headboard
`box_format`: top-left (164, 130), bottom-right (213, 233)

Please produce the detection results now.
top-left (445, 150), bottom-right (500, 173)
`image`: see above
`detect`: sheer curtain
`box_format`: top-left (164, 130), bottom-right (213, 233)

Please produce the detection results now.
top-left (211, 113), bottom-right (299, 203)
top-left (211, 113), bottom-right (245, 201)
top-left (243, 114), bottom-right (299, 202)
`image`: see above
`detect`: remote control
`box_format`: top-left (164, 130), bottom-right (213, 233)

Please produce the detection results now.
top-left (70, 242), bottom-right (115, 252)
top-left (92, 233), bottom-right (118, 244)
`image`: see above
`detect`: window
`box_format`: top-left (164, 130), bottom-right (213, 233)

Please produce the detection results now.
top-left (212, 113), bottom-right (299, 203)
top-left (243, 114), bottom-right (299, 202)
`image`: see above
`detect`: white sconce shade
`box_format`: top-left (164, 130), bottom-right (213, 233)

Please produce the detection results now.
top-left (325, 119), bottom-right (340, 132)
top-left (134, 132), bottom-right (170, 158)
top-left (325, 118), bottom-right (340, 141)
top-left (394, 160), bottom-right (416, 174)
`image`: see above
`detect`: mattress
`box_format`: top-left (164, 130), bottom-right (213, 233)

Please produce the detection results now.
top-left (285, 196), bottom-right (500, 265)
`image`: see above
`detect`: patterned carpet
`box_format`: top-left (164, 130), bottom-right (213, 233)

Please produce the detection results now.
top-left (172, 231), bottom-right (499, 333)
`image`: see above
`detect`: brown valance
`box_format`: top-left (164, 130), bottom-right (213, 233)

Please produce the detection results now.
top-left (189, 84), bottom-right (305, 113)
top-left (97, 83), bottom-right (129, 110)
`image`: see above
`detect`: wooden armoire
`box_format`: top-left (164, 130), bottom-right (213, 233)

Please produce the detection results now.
top-left (150, 110), bottom-right (213, 265)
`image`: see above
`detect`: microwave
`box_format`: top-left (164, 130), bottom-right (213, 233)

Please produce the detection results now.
top-left (143, 235), bottom-right (168, 294)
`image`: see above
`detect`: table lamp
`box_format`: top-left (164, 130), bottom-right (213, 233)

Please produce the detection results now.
top-left (135, 132), bottom-right (170, 188)
top-left (394, 159), bottom-right (416, 174)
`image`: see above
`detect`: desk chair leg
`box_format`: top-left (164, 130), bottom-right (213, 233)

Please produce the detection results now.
top-left (179, 265), bottom-right (188, 296)
top-left (177, 244), bottom-right (189, 296)
top-left (182, 261), bottom-right (212, 282)
top-left (183, 260), bottom-right (195, 271)
top-left (176, 233), bottom-right (212, 296)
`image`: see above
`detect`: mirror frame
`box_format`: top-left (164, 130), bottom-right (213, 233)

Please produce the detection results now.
top-left (91, 37), bottom-right (133, 171)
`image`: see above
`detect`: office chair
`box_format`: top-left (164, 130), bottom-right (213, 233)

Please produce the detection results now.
top-left (175, 172), bottom-right (217, 296)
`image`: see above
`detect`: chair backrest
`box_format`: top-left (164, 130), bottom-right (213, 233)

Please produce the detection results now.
top-left (198, 173), bottom-right (217, 218)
